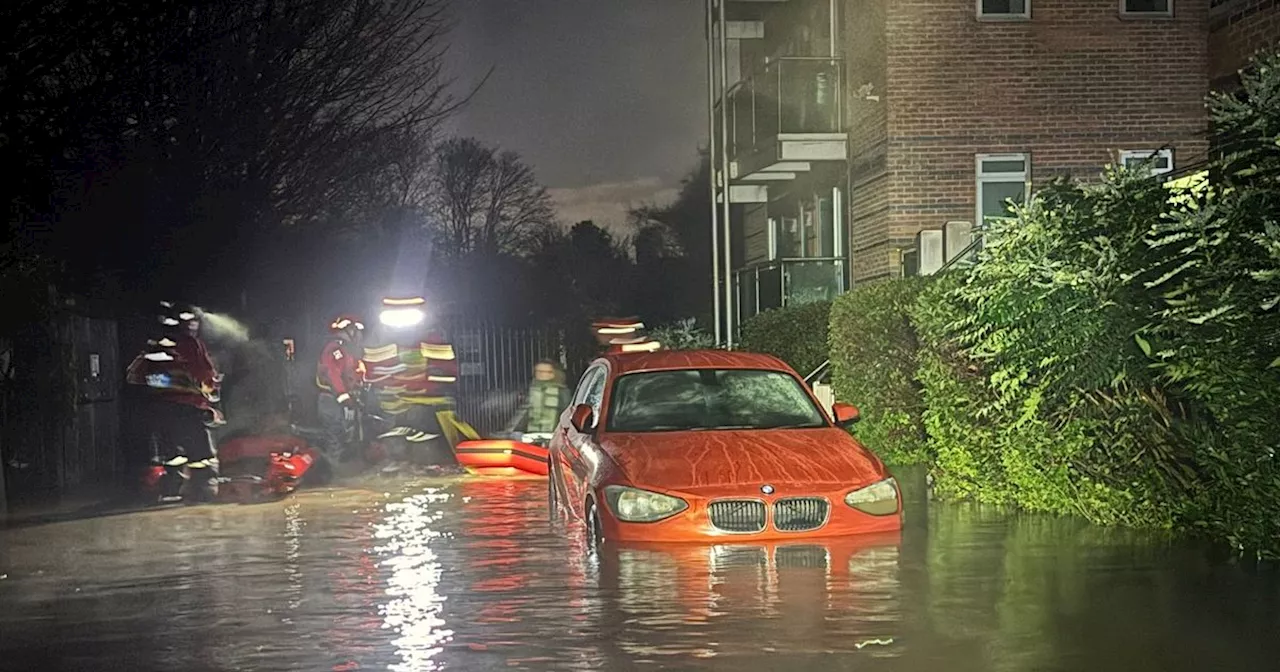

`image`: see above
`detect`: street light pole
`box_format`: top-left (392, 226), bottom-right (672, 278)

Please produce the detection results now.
top-left (717, 0), bottom-right (734, 348)
top-left (705, 0), bottom-right (722, 346)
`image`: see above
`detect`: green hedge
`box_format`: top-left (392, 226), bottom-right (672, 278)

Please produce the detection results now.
top-left (828, 278), bottom-right (929, 465)
top-left (818, 52), bottom-right (1280, 558)
top-left (737, 301), bottom-right (831, 377)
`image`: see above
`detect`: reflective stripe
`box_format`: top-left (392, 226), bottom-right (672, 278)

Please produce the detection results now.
top-left (382, 297), bottom-right (425, 306)
top-left (420, 343), bottom-right (456, 360)
top-left (336, 392), bottom-right (351, 403)
top-left (620, 341), bottom-right (662, 353)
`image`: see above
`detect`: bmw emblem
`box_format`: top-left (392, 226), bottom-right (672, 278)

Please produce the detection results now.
top-left (760, 484), bottom-right (775, 495)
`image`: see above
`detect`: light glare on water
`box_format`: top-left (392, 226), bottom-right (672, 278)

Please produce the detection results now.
top-left (1, 471), bottom-right (1277, 671)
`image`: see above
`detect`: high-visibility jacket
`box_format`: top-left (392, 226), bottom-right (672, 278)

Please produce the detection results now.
top-left (363, 335), bottom-right (457, 415)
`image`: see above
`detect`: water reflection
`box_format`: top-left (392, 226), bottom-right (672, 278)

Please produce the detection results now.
top-left (0, 474), bottom-right (1277, 671)
top-left (375, 488), bottom-right (453, 671)
top-left (598, 534), bottom-right (903, 662)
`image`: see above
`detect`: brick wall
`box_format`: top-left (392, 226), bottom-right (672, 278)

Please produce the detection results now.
top-left (843, 0), bottom-right (891, 280)
top-left (1210, 0), bottom-right (1280, 89)
top-left (844, 0), bottom-right (1210, 281)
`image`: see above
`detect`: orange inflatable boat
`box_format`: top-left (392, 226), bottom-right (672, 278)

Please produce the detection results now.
top-left (453, 437), bottom-right (549, 477)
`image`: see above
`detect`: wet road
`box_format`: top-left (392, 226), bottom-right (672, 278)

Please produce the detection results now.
top-left (2, 470), bottom-right (1278, 672)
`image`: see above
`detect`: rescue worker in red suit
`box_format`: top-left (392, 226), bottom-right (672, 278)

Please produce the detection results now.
top-left (315, 315), bottom-right (365, 460)
top-left (125, 302), bottom-right (223, 502)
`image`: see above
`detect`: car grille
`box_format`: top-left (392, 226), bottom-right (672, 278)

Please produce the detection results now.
top-left (708, 499), bottom-right (766, 533)
top-left (773, 497), bottom-right (829, 532)
top-left (776, 545), bottom-right (829, 569)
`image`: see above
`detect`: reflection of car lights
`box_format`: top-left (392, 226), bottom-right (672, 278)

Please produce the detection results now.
top-left (843, 478), bottom-right (899, 516)
top-left (603, 485), bottom-right (688, 523)
top-left (380, 307), bottom-right (425, 328)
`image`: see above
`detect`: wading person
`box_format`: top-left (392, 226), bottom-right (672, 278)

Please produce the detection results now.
top-left (315, 314), bottom-right (365, 460)
top-left (126, 302), bottom-right (223, 502)
top-left (507, 359), bottom-right (572, 436)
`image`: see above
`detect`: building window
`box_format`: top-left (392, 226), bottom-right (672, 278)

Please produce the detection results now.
top-left (1121, 0), bottom-right (1172, 17)
top-left (1120, 149), bottom-right (1174, 176)
top-left (978, 0), bottom-right (1030, 19)
top-left (976, 153), bottom-right (1029, 226)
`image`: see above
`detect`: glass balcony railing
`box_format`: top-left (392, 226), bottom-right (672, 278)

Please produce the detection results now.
top-left (735, 257), bottom-right (847, 322)
top-left (715, 57), bottom-right (843, 163)
top-left (760, 57), bottom-right (843, 137)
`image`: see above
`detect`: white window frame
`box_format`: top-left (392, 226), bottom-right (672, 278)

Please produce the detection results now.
top-left (1120, 0), bottom-right (1173, 18)
top-left (976, 153), bottom-right (1030, 227)
top-left (977, 0), bottom-right (1031, 20)
top-left (1119, 149), bottom-right (1174, 176)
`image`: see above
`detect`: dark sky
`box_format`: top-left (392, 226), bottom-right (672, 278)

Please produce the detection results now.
top-left (445, 0), bottom-right (707, 231)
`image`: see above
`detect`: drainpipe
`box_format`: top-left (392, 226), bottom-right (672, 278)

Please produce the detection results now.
top-left (706, 0), bottom-right (722, 345)
top-left (829, 0), bottom-right (837, 59)
top-left (718, 0), bottom-right (734, 348)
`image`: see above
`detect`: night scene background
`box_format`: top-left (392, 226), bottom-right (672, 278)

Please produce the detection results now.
top-left (2, 1), bottom-right (1280, 671)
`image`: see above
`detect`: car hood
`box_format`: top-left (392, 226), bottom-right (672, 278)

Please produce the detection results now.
top-left (599, 428), bottom-right (885, 495)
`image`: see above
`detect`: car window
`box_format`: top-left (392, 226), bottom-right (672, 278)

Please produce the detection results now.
top-left (607, 368), bottom-right (828, 433)
top-left (584, 368), bottom-right (607, 417)
top-left (572, 366), bottom-right (603, 406)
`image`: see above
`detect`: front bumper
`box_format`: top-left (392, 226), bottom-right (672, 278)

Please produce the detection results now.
top-left (595, 487), bottom-right (902, 543)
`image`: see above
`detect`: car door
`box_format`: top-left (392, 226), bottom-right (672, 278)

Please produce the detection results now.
top-left (557, 363), bottom-right (607, 513)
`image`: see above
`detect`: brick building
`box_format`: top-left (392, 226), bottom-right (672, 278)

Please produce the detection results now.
top-left (1210, 0), bottom-right (1280, 90)
top-left (709, 0), bottom-right (1234, 331)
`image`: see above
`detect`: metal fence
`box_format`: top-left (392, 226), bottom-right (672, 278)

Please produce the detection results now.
top-left (447, 322), bottom-right (589, 436)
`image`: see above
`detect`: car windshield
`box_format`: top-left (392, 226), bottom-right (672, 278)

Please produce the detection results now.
top-left (606, 368), bottom-right (828, 433)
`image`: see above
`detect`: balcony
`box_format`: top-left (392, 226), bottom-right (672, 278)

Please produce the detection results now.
top-left (714, 57), bottom-right (846, 184)
top-left (735, 257), bottom-right (847, 321)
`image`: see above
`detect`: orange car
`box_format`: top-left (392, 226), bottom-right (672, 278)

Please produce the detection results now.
top-left (548, 350), bottom-right (902, 544)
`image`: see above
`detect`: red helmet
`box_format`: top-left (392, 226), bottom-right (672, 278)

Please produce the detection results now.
top-left (329, 314), bottom-right (365, 333)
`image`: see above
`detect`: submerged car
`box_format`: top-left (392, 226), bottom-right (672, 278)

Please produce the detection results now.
top-left (547, 350), bottom-right (902, 544)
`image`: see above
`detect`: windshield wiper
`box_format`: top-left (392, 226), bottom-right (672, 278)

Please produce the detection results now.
top-left (762, 422), bottom-right (826, 430)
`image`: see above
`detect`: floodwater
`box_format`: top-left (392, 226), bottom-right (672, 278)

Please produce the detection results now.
top-left (1, 469), bottom-right (1277, 672)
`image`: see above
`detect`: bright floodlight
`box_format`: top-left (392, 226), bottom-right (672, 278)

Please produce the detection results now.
top-left (380, 307), bottom-right (425, 328)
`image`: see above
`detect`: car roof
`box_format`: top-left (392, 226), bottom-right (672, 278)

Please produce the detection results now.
top-left (601, 349), bottom-right (796, 376)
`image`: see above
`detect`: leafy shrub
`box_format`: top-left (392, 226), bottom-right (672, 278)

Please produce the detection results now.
top-left (908, 52), bottom-right (1280, 554)
top-left (1131, 57), bottom-right (1280, 554)
top-left (828, 278), bottom-right (930, 465)
top-left (737, 301), bottom-right (831, 376)
top-left (650, 318), bottom-right (717, 350)
top-left (913, 171), bottom-right (1180, 527)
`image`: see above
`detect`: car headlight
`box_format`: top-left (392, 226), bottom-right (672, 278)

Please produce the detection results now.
top-left (603, 485), bottom-right (688, 523)
top-left (844, 478), bottom-right (899, 516)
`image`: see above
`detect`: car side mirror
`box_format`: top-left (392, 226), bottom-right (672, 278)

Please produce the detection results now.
top-left (832, 402), bottom-right (860, 427)
top-left (569, 404), bottom-right (596, 434)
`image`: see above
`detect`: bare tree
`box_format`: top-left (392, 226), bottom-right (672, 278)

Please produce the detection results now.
top-left (2, 0), bottom-right (461, 293)
top-left (428, 137), bottom-right (556, 257)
